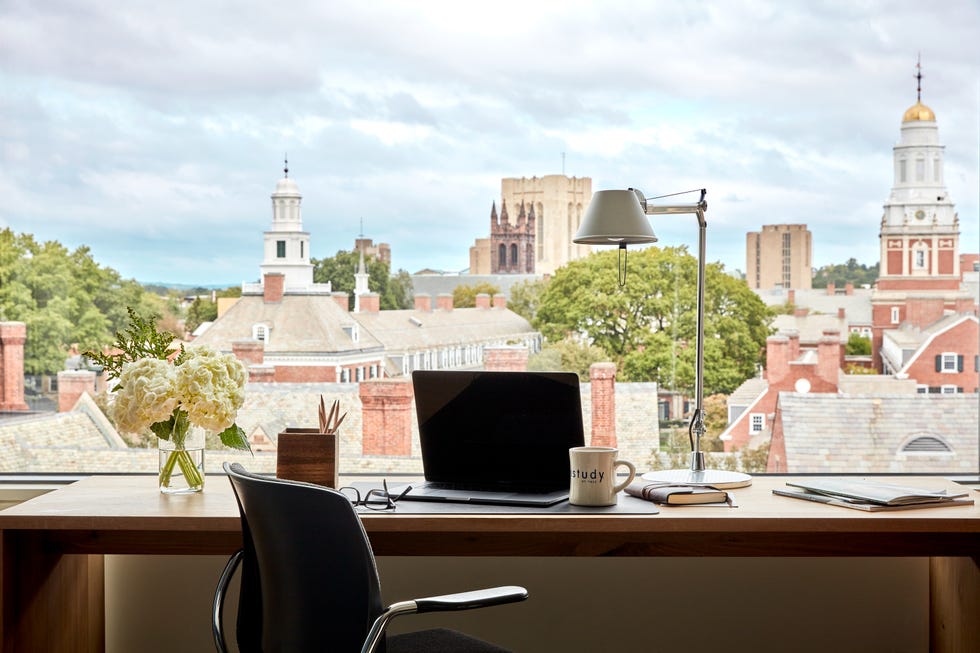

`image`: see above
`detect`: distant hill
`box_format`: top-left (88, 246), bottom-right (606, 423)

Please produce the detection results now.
top-left (141, 282), bottom-right (240, 294)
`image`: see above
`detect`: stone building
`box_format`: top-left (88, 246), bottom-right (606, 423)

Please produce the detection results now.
top-left (745, 224), bottom-right (812, 290)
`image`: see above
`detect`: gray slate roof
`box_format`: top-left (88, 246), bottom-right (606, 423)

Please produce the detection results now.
top-left (756, 288), bottom-right (872, 324)
top-left (351, 307), bottom-right (534, 351)
top-left (193, 295), bottom-right (378, 355)
top-left (776, 393), bottom-right (979, 474)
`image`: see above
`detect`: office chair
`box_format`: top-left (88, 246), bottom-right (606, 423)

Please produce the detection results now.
top-left (213, 462), bottom-right (527, 653)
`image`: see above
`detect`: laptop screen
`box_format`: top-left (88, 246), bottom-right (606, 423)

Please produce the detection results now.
top-left (412, 370), bottom-right (586, 491)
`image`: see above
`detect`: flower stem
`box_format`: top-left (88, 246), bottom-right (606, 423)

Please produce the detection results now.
top-left (159, 448), bottom-right (204, 491)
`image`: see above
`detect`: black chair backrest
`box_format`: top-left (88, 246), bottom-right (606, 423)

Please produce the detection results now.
top-left (224, 462), bottom-right (385, 653)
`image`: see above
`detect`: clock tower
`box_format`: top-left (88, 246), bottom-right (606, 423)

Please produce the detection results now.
top-left (870, 62), bottom-right (976, 370)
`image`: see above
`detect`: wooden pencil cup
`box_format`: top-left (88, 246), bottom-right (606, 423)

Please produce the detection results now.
top-left (276, 428), bottom-right (339, 488)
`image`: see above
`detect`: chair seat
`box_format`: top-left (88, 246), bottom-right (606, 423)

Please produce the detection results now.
top-left (389, 627), bottom-right (513, 653)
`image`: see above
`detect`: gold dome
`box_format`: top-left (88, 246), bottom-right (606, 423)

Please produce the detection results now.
top-left (903, 101), bottom-right (936, 122)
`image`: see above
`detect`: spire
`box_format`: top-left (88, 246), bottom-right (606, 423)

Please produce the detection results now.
top-left (527, 202), bottom-right (535, 225)
top-left (500, 199), bottom-right (509, 225)
top-left (915, 53), bottom-right (922, 102)
top-left (490, 201), bottom-right (498, 227)
top-left (517, 200), bottom-right (526, 226)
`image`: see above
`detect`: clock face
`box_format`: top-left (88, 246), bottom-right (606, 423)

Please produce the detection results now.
top-left (915, 210), bottom-right (925, 220)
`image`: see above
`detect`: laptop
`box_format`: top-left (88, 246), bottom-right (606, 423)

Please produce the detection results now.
top-left (402, 370), bottom-right (586, 507)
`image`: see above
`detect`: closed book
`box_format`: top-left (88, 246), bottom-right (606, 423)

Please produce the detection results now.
top-left (625, 481), bottom-right (728, 505)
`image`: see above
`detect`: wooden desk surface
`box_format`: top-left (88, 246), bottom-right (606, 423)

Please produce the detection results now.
top-left (1, 474), bottom-right (978, 556)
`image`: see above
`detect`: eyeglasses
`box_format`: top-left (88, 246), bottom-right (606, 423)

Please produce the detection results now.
top-left (339, 480), bottom-right (412, 511)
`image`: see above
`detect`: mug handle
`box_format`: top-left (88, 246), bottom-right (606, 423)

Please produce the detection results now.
top-left (612, 460), bottom-right (636, 494)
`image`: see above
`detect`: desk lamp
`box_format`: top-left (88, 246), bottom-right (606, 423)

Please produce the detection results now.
top-left (573, 187), bottom-right (752, 489)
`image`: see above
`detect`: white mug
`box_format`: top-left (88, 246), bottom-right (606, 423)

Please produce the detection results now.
top-left (568, 446), bottom-right (636, 506)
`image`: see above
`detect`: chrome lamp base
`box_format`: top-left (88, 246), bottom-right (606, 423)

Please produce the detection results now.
top-left (641, 468), bottom-right (753, 490)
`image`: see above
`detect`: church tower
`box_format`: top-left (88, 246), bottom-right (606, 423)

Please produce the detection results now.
top-left (260, 158), bottom-right (314, 290)
top-left (877, 62), bottom-right (960, 290)
top-left (870, 62), bottom-right (975, 370)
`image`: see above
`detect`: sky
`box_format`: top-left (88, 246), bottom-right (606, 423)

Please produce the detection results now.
top-left (1, 1), bottom-right (979, 287)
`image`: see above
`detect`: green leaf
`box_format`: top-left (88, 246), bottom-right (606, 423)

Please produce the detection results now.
top-left (150, 416), bottom-right (176, 442)
top-left (218, 424), bottom-right (252, 453)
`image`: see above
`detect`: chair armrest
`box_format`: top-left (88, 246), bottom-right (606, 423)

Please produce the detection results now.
top-left (360, 585), bottom-right (527, 653)
top-left (415, 585), bottom-right (528, 613)
top-left (212, 549), bottom-right (244, 653)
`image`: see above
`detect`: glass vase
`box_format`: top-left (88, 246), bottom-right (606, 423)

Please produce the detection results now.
top-left (158, 425), bottom-right (206, 494)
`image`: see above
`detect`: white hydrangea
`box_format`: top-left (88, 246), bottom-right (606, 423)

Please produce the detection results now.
top-left (112, 358), bottom-right (179, 434)
top-left (174, 346), bottom-right (247, 433)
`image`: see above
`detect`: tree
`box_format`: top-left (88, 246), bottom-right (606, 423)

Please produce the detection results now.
top-left (812, 258), bottom-right (879, 289)
top-left (313, 251), bottom-right (413, 310)
top-left (185, 297), bottom-right (218, 334)
top-left (534, 247), bottom-right (773, 395)
top-left (845, 332), bottom-right (872, 356)
top-left (0, 228), bottom-right (158, 375)
top-left (527, 338), bottom-right (609, 382)
top-left (452, 282), bottom-right (500, 308)
top-left (508, 277), bottom-right (550, 322)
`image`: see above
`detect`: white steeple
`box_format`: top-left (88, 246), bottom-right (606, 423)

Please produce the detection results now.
top-left (353, 248), bottom-right (370, 312)
top-left (260, 157), bottom-right (315, 289)
top-left (879, 61), bottom-right (960, 280)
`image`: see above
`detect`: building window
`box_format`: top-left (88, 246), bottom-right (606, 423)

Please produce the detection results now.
top-left (252, 324), bottom-right (268, 342)
top-left (510, 243), bottom-right (518, 268)
top-left (890, 307), bottom-right (899, 324)
top-left (300, 241), bottom-right (304, 259)
top-left (916, 385), bottom-right (928, 394)
top-left (340, 368), bottom-right (350, 383)
top-left (749, 413), bottom-right (765, 434)
top-left (276, 240), bottom-right (286, 258)
top-left (937, 353), bottom-right (961, 373)
top-left (940, 385), bottom-right (959, 394)
top-left (498, 244), bottom-right (506, 266)
top-left (914, 249), bottom-right (926, 269)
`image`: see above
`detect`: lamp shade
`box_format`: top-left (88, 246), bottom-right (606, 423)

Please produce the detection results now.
top-left (573, 189), bottom-right (658, 245)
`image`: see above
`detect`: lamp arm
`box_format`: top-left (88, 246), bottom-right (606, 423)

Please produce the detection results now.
top-left (690, 204), bottom-right (707, 473)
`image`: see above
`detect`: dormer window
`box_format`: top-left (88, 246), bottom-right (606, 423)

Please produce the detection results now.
top-left (252, 324), bottom-right (270, 342)
top-left (343, 324), bottom-right (359, 343)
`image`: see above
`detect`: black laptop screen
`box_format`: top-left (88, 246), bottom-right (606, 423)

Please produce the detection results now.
top-left (412, 370), bottom-right (586, 491)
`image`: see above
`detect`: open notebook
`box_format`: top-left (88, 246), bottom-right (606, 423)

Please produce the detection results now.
top-left (402, 370), bottom-right (585, 507)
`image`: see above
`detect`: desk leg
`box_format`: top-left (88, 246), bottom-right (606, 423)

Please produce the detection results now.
top-left (1, 531), bottom-right (105, 653)
top-left (930, 556), bottom-right (979, 653)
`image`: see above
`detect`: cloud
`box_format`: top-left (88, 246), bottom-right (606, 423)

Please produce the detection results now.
top-left (0, 0), bottom-right (977, 284)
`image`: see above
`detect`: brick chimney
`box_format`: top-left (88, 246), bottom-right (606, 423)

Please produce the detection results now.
top-left (359, 293), bottom-right (380, 313)
top-left (414, 294), bottom-right (432, 312)
top-left (331, 292), bottom-right (350, 312)
top-left (232, 340), bottom-right (264, 365)
top-left (785, 329), bottom-right (800, 362)
top-left (766, 335), bottom-right (790, 385)
top-left (837, 307), bottom-right (846, 319)
top-left (787, 289), bottom-right (796, 305)
top-left (436, 293), bottom-right (453, 311)
top-left (793, 307), bottom-right (809, 317)
top-left (57, 370), bottom-right (96, 412)
top-left (845, 282), bottom-right (854, 296)
top-left (475, 293), bottom-right (491, 309)
top-left (0, 322), bottom-right (29, 411)
top-left (360, 378), bottom-right (414, 456)
top-left (817, 329), bottom-right (841, 386)
top-left (492, 293), bottom-right (507, 309)
top-left (263, 273), bottom-right (284, 303)
top-left (589, 362), bottom-right (617, 447)
top-left (484, 346), bottom-right (529, 371)
top-left (826, 282), bottom-right (835, 296)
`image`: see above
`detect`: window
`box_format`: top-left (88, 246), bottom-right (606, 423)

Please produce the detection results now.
top-left (940, 385), bottom-right (959, 394)
top-left (300, 241), bottom-right (304, 259)
top-left (916, 385), bottom-right (928, 394)
top-left (890, 307), bottom-right (900, 324)
top-left (914, 249), bottom-right (926, 269)
top-left (510, 243), bottom-right (518, 267)
top-left (276, 240), bottom-right (286, 258)
top-left (252, 324), bottom-right (269, 342)
top-left (498, 244), bottom-right (506, 266)
top-left (749, 413), bottom-right (765, 434)
top-left (937, 353), bottom-right (962, 373)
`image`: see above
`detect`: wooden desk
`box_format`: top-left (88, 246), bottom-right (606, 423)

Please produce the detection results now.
top-left (1, 475), bottom-right (978, 652)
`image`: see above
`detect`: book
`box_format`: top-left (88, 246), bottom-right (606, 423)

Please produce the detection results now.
top-left (772, 487), bottom-right (975, 512)
top-left (625, 481), bottom-right (730, 505)
top-left (784, 478), bottom-right (970, 506)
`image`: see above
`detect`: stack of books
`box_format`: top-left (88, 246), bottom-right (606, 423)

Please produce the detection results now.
top-left (773, 478), bottom-right (974, 512)
top-left (625, 480), bottom-right (734, 506)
